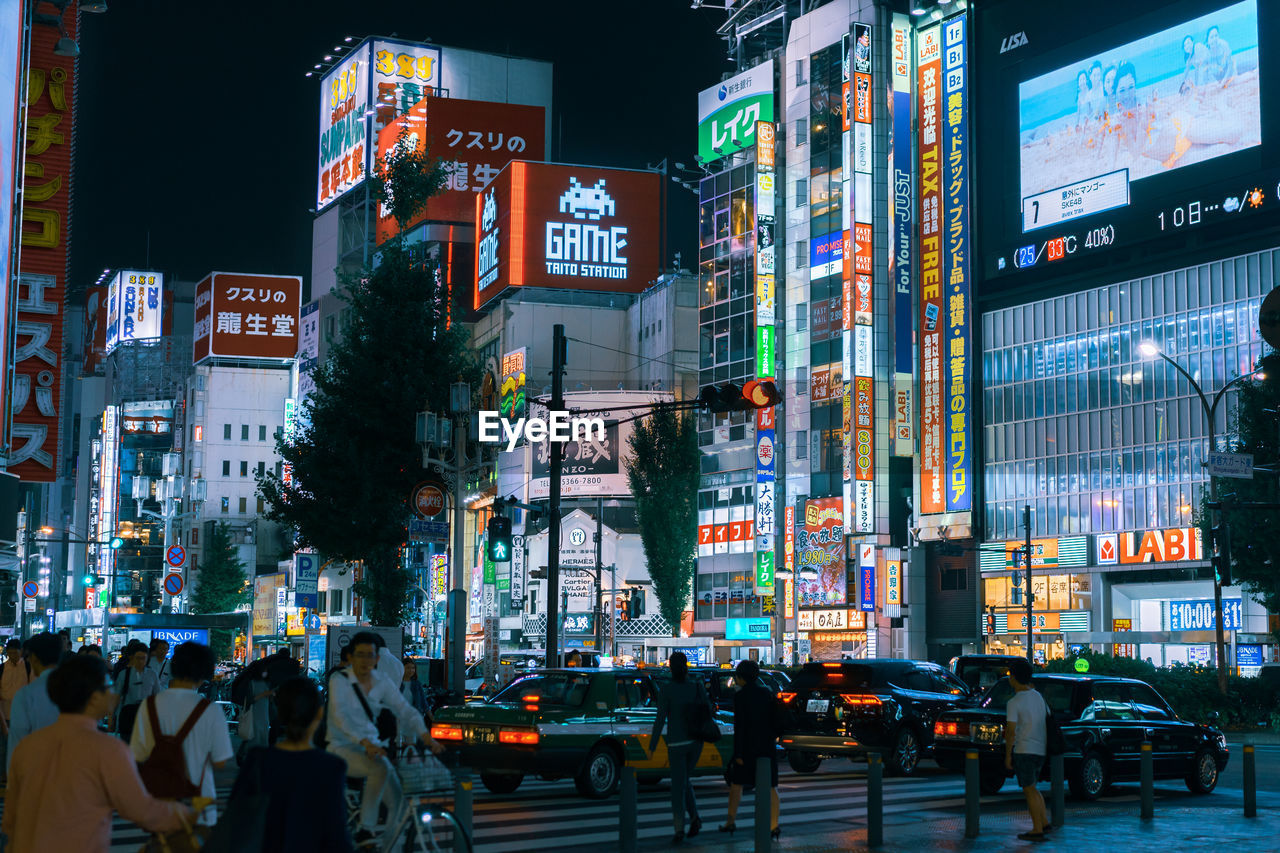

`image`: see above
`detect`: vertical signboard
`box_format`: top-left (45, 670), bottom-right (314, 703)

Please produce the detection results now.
top-left (858, 543), bottom-right (876, 612)
top-left (317, 41), bottom-right (372, 210)
top-left (104, 271), bottom-right (164, 354)
top-left (799, 498), bottom-right (846, 607)
top-left (510, 534), bottom-right (525, 604)
top-left (754, 120), bottom-right (777, 596)
top-left (430, 554), bottom-right (448, 600)
top-left (500, 348), bottom-right (527, 422)
top-left (12, 18), bottom-right (75, 481)
top-left (890, 15), bottom-right (915, 458)
top-left (0, 0), bottom-right (19, 446)
top-left (917, 24), bottom-right (944, 514)
top-left (942, 16), bottom-right (972, 513)
top-left (850, 24), bottom-right (875, 535)
top-left (98, 406), bottom-right (119, 605)
top-left (841, 32), bottom-right (854, 535)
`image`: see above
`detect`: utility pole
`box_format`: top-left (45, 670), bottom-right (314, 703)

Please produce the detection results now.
top-left (1024, 504), bottom-right (1034, 665)
top-left (449, 393), bottom-right (469, 696)
top-left (594, 495), bottom-right (603, 655)
top-left (545, 324), bottom-right (566, 668)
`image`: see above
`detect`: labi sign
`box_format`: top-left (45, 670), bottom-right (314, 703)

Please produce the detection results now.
top-left (1096, 527), bottom-right (1202, 565)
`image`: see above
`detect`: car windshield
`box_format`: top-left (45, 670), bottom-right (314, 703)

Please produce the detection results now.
top-left (980, 677), bottom-right (1076, 715)
top-left (491, 673), bottom-right (594, 707)
top-left (790, 663), bottom-right (888, 690)
top-left (957, 661), bottom-right (1013, 693)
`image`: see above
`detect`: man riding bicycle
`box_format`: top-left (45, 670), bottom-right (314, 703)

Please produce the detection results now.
top-left (327, 631), bottom-right (444, 848)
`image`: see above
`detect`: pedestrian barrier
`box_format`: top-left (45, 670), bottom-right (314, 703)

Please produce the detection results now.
top-left (455, 766), bottom-right (473, 840)
top-left (964, 750), bottom-right (980, 838)
top-left (619, 766), bottom-right (638, 853)
top-left (1050, 753), bottom-right (1065, 829)
top-left (1243, 744), bottom-right (1256, 819)
top-left (867, 752), bottom-right (883, 848)
top-left (755, 757), bottom-right (771, 851)
top-left (1140, 741), bottom-right (1154, 820)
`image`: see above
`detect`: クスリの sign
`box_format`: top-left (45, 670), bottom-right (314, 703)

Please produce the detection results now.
top-left (193, 272), bottom-right (302, 364)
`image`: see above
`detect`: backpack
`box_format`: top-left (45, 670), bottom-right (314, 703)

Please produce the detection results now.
top-left (137, 696), bottom-right (212, 799)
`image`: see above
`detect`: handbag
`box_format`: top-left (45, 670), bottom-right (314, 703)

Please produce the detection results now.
top-left (686, 684), bottom-right (722, 744)
top-left (203, 749), bottom-right (270, 853)
top-left (143, 808), bottom-right (209, 853)
top-left (238, 701), bottom-right (256, 742)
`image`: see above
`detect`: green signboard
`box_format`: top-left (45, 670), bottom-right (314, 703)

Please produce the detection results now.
top-left (756, 325), bottom-right (775, 378)
top-left (697, 60), bottom-right (775, 164)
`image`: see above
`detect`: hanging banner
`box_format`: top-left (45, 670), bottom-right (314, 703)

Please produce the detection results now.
top-left (891, 14), bottom-right (915, 458)
top-left (917, 23), bottom-right (945, 514)
top-left (942, 15), bottom-right (972, 513)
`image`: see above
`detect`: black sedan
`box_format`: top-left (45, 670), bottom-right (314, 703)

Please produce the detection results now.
top-left (931, 673), bottom-right (1229, 798)
top-left (778, 659), bottom-right (974, 776)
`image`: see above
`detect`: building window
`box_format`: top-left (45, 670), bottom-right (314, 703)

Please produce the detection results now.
top-left (258, 425), bottom-right (267, 441)
top-left (190, 528), bottom-right (199, 545)
top-left (240, 461), bottom-right (248, 477)
top-left (256, 461), bottom-right (265, 477)
top-left (795, 430), bottom-right (807, 460)
top-left (940, 567), bottom-right (968, 591)
top-left (256, 497), bottom-right (265, 514)
top-left (241, 424), bottom-right (249, 441)
top-left (221, 460), bottom-right (230, 477)
top-left (220, 497), bottom-right (229, 514)
top-left (794, 118), bottom-right (807, 145)
top-left (275, 462), bottom-right (282, 478)
top-left (795, 178), bottom-right (807, 207)
top-left (318, 590), bottom-right (328, 613)
top-left (223, 424), bottom-right (231, 440)
top-left (331, 588), bottom-right (344, 615)
top-left (794, 240), bottom-right (807, 271)
top-left (238, 497), bottom-right (247, 514)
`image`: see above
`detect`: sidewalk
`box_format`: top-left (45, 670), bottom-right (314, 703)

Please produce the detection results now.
top-left (650, 799), bottom-right (1278, 853)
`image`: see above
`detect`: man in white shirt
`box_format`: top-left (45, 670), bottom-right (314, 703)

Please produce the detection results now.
top-left (6, 632), bottom-right (62, 773)
top-left (131, 641), bottom-right (233, 825)
top-left (327, 631), bottom-right (443, 847)
top-left (147, 638), bottom-right (172, 691)
top-left (1004, 658), bottom-right (1050, 842)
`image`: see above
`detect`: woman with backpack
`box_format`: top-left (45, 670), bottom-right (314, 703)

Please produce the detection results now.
top-left (648, 651), bottom-right (710, 844)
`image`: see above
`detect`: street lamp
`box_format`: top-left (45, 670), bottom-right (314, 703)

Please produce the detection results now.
top-left (1139, 340), bottom-right (1264, 693)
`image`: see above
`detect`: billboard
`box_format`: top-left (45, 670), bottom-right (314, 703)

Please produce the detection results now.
top-left (193, 272), bottom-right (302, 364)
top-left (105, 270), bottom-right (164, 354)
top-left (474, 161), bottom-right (662, 310)
top-left (755, 120), bottom-right (777, 597)
top-left (891, 15), bottom-right (915, 458)
top-left (528, 392), bottom-right (666, 499)
top-left (918, 23), bottom-right (945, 515)
top-left (82, 285), bottom-right (108, 376)
top-left (975, 0), bottom-right (1278, 283)
top-left (317, 38), bottom-right (444, 210)
top-left (11, 19), bottom-right (76, 481)
top-left (798, 497), bottom-right (846, 608)
top-left (0, 0), bottom-right (20, 444)
top-left (121, 400), bottom-right (174, 436)
top-left (943, 17), bottom-right (973, 514)
top-left (374, 95), bottom-right (545, 242)
top-left (696, 60), bottom-right (774, 163)
top-left (847, 24), bottom-right (875, 535)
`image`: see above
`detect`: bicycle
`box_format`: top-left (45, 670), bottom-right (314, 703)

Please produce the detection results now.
top-left (378, 747), bottom-right (472, 853)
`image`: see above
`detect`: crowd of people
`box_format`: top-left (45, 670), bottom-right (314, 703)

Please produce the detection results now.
top-left (0, 631), bottom-right (442, 852)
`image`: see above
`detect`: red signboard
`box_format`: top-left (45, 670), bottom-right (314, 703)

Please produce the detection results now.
top-left (193, 272), bottom-right (302, 364)
top-left (474, 161), bottom-right (662, 310)
top-left (413, 481), bottom-right (445, 518)
top-left (82, 286), bottom-right (108, 376)
top-left (374, 96), bottom-right (545, 243)
top-left (11, 19), bottom-right (76, 481)
top-left (917, 24), bottom-right (945, 514)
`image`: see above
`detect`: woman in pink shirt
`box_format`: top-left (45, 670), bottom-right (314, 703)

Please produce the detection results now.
top-left (3, 655), bottom-right (192, 853)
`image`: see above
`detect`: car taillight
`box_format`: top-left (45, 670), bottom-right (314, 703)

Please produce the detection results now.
top-left (933, 720), bottom-right (969, 737)
top-left (431, 725), bottom-right (464, 741)
top-left (839, 694), bottom-right (882, 707)
top-left (499, 729), bottom-right (539, 745)
top-left (778, 692), bottom-right (797, 704)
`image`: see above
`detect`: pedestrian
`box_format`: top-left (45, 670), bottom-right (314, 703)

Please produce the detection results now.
top-left (0, 637), bottom-right (32, 782)
top-left (57, 629), bottom-right (73, 660)
top-left (399, 659), bottom-right (430, 721)
top-left (648, 651), bottom-right (707, 843)
top-left (78, 644), bottom-right (103, 658)
top-left (131, 642), bottom-right (234, 825)
top-left (327, 631), bottom-right (445, 848)
top-left (6, 632), bottom-right (62, 774)
top-left (719, 659), bottom-right (781, 839)
top-left (113, 641), bottom-right (159, 740)
top-left (3, 654), bottom-right (193, 852)
top-left (229, 677), bottom-right (354, 852)
top-left (1005, 657), bottom-right (1051, 842)
top-left (240, 658), bottom-right (274, 755)
top-left (148, 638), bottom-right (172, 691)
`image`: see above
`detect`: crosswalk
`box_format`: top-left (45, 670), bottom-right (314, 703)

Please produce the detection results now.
top-left (0, 788), bottom-right (232, 852)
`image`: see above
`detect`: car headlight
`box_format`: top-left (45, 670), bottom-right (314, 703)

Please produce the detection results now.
top-left (1217, 733), bottom-right (1227, 749)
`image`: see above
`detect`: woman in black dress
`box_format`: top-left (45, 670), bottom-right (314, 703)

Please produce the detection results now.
top-left (720, 659), bottom-right (781, 838)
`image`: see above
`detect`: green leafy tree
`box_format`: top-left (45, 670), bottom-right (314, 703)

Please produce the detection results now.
top-left (258, 137), bottom-right (477, 626)
top-left (626, 409), bottom-right (700, 635)
top-left (188, 522), bottom-right (249, 660)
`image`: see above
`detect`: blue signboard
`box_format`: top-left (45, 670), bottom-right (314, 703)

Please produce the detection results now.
top-left (294, 553), bottom-right (319, 609)
top-left (891, 39), bottom-right (914, 378)
top-left (809, 232), bottom-right (844, 278)
top-left (151, 628), bottom-right (211, 655)
top-left (942, 15), bottom-right (972, 513)
top-left (726, 617), bottom-right (773, 641)
top-left (1169, 598), bottom-right (1242, 632)
top-left (858, 563), bottom-right (876, 612)
top-left (1236, 644), bottom-right (1263, 667)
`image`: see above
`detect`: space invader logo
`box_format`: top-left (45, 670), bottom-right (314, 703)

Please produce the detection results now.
top-left (558, 178), bottom-right (616, 221)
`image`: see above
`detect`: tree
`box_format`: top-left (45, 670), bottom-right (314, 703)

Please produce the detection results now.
top-left (188, 522), bottom-right (249, 660)
top-left (1213, 351), bottom-right (1280, 632)
top-left (626, 408), bottom-right (700, 635)
top-left (258, 134), bottom-right (477, 626)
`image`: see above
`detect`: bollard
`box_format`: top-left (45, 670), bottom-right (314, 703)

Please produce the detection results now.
top-left (620, 766), bottom-right (638, 853)
top-left (1140, 742), bottom-right (1154, 821)
top-left (964, 750), bottom-right (980, 839)
top-left (1244, 744), bottom-right (1256, 819)
top-left (1050, 753), bottom-right (1066, 829)
top-left (867, 752), bottom-right (884, 848)
top-left (755, 756), bottom-right (772, 851)
top-left (455, 765), bottom-right (474, 843)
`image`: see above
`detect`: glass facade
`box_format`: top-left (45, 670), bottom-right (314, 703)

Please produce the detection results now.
top-left (981, 250), bottom-right (1273, 541)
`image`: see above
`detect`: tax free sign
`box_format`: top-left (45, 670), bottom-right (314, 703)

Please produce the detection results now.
top-left (697, 60), bottom-right (774, 163)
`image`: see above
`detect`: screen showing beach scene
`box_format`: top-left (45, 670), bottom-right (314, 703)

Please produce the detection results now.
top-left (1017, 0), bottom-right (1261, 230)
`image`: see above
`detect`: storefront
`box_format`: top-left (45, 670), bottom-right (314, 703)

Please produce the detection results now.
top-left (980, 536), bottom-right (1092, 662)
top-left (797, 608), bottom-right (869, 661)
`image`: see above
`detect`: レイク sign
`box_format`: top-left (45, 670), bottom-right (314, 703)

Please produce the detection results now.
top-left (1096, 528), bottom-right (1203, 565)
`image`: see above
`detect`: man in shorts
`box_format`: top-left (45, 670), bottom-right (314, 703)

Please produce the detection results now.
top-left (1004, 658), bottom-right (1050, 841)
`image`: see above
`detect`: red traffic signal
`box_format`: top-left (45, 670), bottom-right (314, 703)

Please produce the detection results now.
top-left (743, 380), bottom-right (781, 408)
top-left (698, 381), bottom-right (781, 413)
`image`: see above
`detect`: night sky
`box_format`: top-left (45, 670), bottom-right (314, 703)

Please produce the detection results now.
top-left (70, 1), bottom-right (727, 293)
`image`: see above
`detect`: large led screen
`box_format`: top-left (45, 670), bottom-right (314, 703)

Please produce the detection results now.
top-left (975, 0), bottom-right (1278, 286)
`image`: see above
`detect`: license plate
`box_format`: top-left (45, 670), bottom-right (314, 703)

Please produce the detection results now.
top-left (465, 727), bottom-right (497, 745)
top-left (806, 699), bottom-right (830, 713)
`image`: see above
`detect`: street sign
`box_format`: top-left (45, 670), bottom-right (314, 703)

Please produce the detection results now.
top-left (304, 612), bottom-right (322, 631)
top-left (21, 581), bottom-right (38, 598)
top-left (409, 519), bottom-right (449, 542)
top-left (22, 598), bottom-right (35, 613)
top-left (165, 545), bottom-right (186, 567)
top-left (1208, 451), bottom-right (1253, 479)
top-left (294, 553), bottom-right (319, 608)
top-left (163, 573), bottom-right (185, 596)
top-left (412, 481), bottom-right (446, 519)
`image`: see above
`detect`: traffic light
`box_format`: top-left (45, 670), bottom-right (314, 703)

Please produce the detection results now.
top-left (618, 596), bottom-right (630, 621)
top-left (630, 588), bottom-right (645, 617)
top-left (1011, 573), bottom-right (1023, 605)
top-left (82, 574), bottom-right (97, 587)
top-left (486, 515), bottom-right (512, 562)
top-left (698, 380), bottom-right (781, 412)
top-left (109, 536), bottom-right (124, 549)
top-left (1211, 523), bottom-right (1233, 587)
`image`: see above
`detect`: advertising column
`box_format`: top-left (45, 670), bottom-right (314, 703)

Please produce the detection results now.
top-left (942, 16), bottom-right (972, 515)
top-left (917, 24), bottom-right (944, 515)
top-left (754, 121), bottom-right (777, 598)
top-left (849, 24), bottom-right (875, 536)
top-left (890, 16), bottom-right (915, 458)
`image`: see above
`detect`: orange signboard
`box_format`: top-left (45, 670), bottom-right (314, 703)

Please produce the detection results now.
top-left (193, 272), bottom-right (302, 364)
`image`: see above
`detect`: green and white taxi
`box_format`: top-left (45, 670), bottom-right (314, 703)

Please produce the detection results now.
top-left (431, 667), bottom-right (735, 798)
